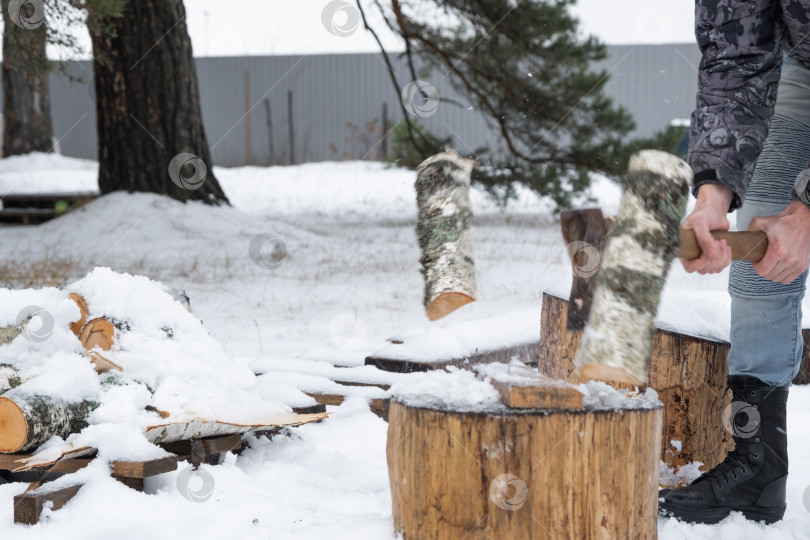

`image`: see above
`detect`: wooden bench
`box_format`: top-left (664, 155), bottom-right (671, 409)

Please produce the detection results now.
top-left (0, 192), bottom-right (97, 225)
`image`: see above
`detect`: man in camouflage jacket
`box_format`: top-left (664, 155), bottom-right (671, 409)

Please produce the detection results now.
top-left (660, 0), bottom-right (810, 525)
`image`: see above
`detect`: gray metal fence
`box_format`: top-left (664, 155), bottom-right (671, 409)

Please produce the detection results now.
top-left (38, 43), bottom-right (701, 167)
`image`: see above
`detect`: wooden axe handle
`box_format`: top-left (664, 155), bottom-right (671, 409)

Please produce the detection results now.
top-left (678, 229), bottom-right (768, 262)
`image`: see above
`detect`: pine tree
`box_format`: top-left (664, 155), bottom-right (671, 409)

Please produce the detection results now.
top-left (1, 0), bottom-right (53, 156)
top-left (87, 0), bottom-right (229, 205)
top-left (360, 0), bottom-right (636, 208)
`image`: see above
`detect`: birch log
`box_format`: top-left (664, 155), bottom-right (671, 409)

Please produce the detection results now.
top-left (575, 150), bottom-right (691, 385)
top-left (0, 364), bottom-right (22, 394)
top-left (0, 389), bottom-right (98, 452)
top-left (415, 149), bottom-right (478, 321)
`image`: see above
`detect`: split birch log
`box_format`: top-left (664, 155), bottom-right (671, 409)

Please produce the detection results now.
top-left (0, 364), bottom-right (22, 394)
top-left (415, 149), bottom-right (478, 321)
top-left (14, 412), bottom-right (329, 470)
top-left (0, 389), bottom-right (98, 453)
top-left (575, 150), bottom-right (691, 385)
top-left (0, 323), bottom-right (25, 346)
top-left (387, 398), bottom-right (662, 539)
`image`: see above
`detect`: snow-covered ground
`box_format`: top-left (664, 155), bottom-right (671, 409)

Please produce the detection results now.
top-left (0, 154), bottom-right (808, 539)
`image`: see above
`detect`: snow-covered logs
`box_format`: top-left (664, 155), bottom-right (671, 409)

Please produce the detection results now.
top-left (415, 149), bottom-right (478, 321)
top-left (575, 150), bottom-right (691, 385)
top-left (387, 394), bottom-right (662, 539)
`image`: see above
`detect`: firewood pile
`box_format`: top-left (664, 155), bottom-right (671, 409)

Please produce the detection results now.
top-left (0, 268), bottom-right (326, 485)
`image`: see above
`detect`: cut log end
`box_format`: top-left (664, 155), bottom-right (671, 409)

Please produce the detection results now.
top-left (425, 292), bottom-right (474, 321)
top-left (0, 397), bottom-right (28, 453)
top-left (578, 363), bottom-right (645, 387)
top-left (79, 318), bottom-right (115, 352)
top-left (68, 293), bottom-right (89, 336)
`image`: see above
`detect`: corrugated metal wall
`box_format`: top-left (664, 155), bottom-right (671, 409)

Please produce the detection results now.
top-left (41, 43), bottom-right (702, 167)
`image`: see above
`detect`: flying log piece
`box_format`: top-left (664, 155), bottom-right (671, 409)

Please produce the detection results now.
top-left (387, 368), bottom-right (663, 539)
top-left (415, 149), bottom-right (478, 321)
top-left (575, 150), bottom-right (691, 385)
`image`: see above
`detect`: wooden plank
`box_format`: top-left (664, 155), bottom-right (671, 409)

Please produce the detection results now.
top-left (308, 393), bottom-right (345, 406)
top-left (332, 380), bottom-right (390, 391)
top-left (366, 341), bottom-right (541, 374)
top-left (0, 453), bottom-right (93, 474)
top-left (292, 404), bottom-right (327, 415)
top-left (370, 398), bottom-right (390, 421)
top-left (110, 455), bottom-right (178, 479)
top-left (490, 379), bottom-right (584, 410)
top-left (0, 208), bottom-right (58, 217)
top-left (159, 435), bottom-right (242, 457)
top-left (0, 192), bottom-right (97, 203)
top-left (306, 393), bottom-right (390, 421)
top-left (13, 483), bottom-right (83, 525)
top-left (115, 477), bottom-right (144, 491)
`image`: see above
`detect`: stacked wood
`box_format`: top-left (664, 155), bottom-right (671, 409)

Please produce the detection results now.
top-left (540, 292), bottom-right (733, 472)
top-left (387, 394), bottom-right (662, 539)
top-left (415, 149), bottom-right (478, 321)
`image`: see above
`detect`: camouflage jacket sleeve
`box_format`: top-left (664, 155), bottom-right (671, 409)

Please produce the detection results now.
top-left (688, 0), bottom-right (783, 210)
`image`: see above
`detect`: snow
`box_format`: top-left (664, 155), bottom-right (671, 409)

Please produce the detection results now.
top-left (0, 153), bottom-right (808, 538)
top-left (369, 303), bottom-right (540, 363)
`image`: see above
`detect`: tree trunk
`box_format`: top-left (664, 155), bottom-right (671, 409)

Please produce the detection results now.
top-left (0, 389), bottom-right (98, 452)
top-left (87, 0), bottom-right (229, 204)
top-left (0, 0), bottom-right (53, 156)
top-left (387, 399), bottom-right (661, 539)
top-left (415, 149), bottom-right (477, 321)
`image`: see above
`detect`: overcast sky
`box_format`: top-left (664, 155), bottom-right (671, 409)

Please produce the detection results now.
top-left (32, 0), bottom-right (695, 60)
top-left (178, 0), bottom-right (696, 57)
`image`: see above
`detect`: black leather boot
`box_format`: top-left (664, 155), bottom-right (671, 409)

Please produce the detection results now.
top-left (658, 375), bottom-right (789, 524)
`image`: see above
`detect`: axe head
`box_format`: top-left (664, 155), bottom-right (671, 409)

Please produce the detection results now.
top-left (561, 208), bottom-right (609, 331)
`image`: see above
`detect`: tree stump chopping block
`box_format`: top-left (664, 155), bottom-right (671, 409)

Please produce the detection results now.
top-left (539, 291), bottom-right (733, 474)
top-left (387, 396), bottom-right (662, 539)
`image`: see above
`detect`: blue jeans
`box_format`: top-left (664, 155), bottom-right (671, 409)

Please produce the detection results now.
top-left (727, 55), bottom-right (810, 387)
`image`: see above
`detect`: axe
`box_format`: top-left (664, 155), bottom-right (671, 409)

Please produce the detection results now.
top-left (565, 151), bottom-right (767, 386)
top-left (563, 221), bottom-right (768, 332)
